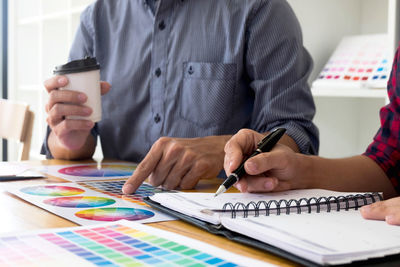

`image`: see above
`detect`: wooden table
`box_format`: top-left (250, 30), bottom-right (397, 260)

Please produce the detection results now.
top-left (0, 159), bottom-right (298, 267)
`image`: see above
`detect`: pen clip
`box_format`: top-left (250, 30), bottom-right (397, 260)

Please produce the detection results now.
top-left (256, 138), bottom-right (265, 148)
top-left (256, 128), bottom-right (286, 149)
top-left (257, 131), bottom-right (273, 148)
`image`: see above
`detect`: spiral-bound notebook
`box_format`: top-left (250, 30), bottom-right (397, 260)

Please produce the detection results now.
top-left (145, 189), bottom-right (400, 266)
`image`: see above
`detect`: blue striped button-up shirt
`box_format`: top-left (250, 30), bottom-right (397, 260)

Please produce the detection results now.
top-left (42, 0), bottom-right (319, 161)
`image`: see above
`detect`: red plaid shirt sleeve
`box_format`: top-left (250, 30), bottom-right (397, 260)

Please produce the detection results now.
top-left (364, 47), bottom-right (400, 193)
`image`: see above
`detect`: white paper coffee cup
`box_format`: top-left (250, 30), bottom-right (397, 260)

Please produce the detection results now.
top-left (54, 57), bottom-right (102, 122)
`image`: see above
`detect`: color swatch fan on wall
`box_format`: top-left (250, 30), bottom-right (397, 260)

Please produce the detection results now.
top-left (312, 34), bottom-right (391, 90)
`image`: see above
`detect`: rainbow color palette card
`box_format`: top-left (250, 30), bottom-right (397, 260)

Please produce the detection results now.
top-left (8, 182), bottom-right (175, 225)
top-left (41, 162), bottom-right (137, 182)
top-left (312, 34), bottom-right (391, 90)
top-left (0, 220), bottom-right (269, 267)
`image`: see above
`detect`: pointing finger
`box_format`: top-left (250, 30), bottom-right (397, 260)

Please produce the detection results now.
top-left (122, 138), bottom-right (167, 194)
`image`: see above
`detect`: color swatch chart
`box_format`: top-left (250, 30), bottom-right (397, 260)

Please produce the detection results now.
top-left (9, 183), bottom-right (174, 226)
top-left (78, 180), bottom-right (174, 207)
top-left (312, 34), bottom-right (391, 90)
top-left (0, 221), bottom-right (267, 267)
top-left (42, 162), bottom-right (137, 182)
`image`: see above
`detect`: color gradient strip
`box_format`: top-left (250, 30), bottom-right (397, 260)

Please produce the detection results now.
top-left (75, 207), bottom-right (155, 222)
top-left (58, 164), bottom-right (136, 177)
top-left (43, 196), bottom-right (116, 208)
top-left (20, 185), bottom-right (85, 196)
top-left (0, 222), bottom-right (244, 267)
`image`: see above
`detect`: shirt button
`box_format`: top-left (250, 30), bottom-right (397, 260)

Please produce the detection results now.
top-left (188, 66), bottom-right (194, 75)
top-left (155, 68), bottom-right (161, 77)
top-left (158, 20), bottom-right (166, 30)
top-left (154, 114), bottom-right (161, 123)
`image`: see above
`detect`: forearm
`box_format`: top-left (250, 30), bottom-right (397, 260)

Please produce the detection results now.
top-left (279, 134), bottom-right (300, 153)
top-left (48, 131), bottom-right (96, 160)
top-left (300, 154), bottom-right (397, 199)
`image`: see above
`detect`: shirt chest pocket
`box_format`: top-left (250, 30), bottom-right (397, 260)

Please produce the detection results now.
top-left (179, 62), bottom-right (237, 128)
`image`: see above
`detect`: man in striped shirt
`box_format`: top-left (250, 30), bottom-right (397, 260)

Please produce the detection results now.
top-left (42, 0), bottom-right (318, 192)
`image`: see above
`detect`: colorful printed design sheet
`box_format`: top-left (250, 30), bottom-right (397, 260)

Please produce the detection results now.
top-left (41, 162), bottom-right (137, 182)
top-left (78, 180), bottom-right (173, 207)
top-left (9, 182), bottom-right (175, 225)
top-left (312, 34), bottom-right (391, 89)
top-left (0, 220), bottom-right (270, 267)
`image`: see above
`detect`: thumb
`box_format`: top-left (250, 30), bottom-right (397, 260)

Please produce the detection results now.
top-left (100, 81), bottom-right (111, 95)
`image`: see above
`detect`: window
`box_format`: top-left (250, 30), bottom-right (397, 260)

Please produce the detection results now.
top-left (8, 0), bottom-right (93, 160)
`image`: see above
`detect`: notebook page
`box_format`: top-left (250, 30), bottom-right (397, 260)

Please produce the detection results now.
top-left (150, 193), bottom-right (223, 224)
top-left (149, 189), bottom-right (369, 225)
top-left (220, 210), bottom-right (400, 265)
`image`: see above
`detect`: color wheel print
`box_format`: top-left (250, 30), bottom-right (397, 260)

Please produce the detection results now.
top-left (75, 207), bottom-right (154, 221)
top-left (20, 185), bottom-right (84, 196)
top-left (43, 196), bottom-right (115, 208)
top-left (58, 164), bottom-right (135, 177)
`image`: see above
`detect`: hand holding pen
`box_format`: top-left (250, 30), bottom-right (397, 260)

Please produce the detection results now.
top-left (216, 128), bottom-right (286, 196)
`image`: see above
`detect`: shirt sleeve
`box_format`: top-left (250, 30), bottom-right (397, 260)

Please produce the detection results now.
top-left (245, 0), bottom-right (319, 154)
top-left (40, 5), bottom-right (97, 158)
top-left (364, 47), bottom-right (400, 193)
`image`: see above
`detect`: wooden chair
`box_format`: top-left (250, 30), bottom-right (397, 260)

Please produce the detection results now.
top-left (0, 99), bottom-right (34, 161)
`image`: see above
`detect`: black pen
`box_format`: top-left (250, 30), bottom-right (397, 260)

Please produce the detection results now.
top-left (215, 128), bottom-right (286, 197)
top-left (0, 175), bottom-right (44, 181)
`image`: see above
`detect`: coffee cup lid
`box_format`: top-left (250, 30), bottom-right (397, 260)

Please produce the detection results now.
top-left (54, 57), bottom-right (100, 75)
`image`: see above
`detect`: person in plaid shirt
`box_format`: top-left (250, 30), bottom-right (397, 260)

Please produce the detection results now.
top-left (222, 47), bottom-right (400, 225)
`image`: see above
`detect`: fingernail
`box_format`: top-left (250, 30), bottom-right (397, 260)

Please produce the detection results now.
top-left (246, 161), bottom-right (258, 173)
top-left (86, 121), bottom-right (94, 127)
top-left (163, 184), bottom-right (172, 190)
top-left (235, 183), bottom-right (243, 192)
top-left (386, 215), bottom-right (395, 224)
top-left (228, 160), bottom-right (233, 168)
top-left (58, 77), bottom-right (67, 85)
top-left (78, 93), bottom-right (87, 102)
top-left (361, 205), bottom-right (371, 213)
top-left (122, 184), bottom-right (134, 194)
top-left (264, 180), bottom-right (274, 190)
top-left (83, 107), bottom-right (92, 115)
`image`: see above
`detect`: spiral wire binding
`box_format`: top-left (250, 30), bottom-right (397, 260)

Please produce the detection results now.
top-left (222, 193), bottom-right (383, 218)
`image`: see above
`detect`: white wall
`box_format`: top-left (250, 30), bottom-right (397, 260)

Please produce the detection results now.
top-left (287, 0), bottom-right (390, 157)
